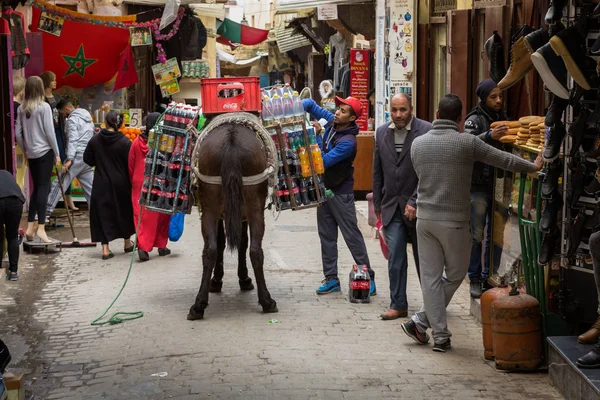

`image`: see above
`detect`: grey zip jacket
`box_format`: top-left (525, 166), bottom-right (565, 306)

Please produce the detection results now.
top-left (65, 108), bottom-right (95, 162)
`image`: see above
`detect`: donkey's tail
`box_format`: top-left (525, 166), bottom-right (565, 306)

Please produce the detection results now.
top-left (221, 129), bottom-right (244, 251)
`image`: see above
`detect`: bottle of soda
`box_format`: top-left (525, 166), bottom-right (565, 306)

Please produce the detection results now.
top-left (299, 177), bottom-right (310, 205)
top-left (290, 178), bottom-right (301, 207)
top-left (307, 176), bottom-right (317, 203)
top-left (316, 175), bottom-right (326, 200)
top-left (298, 147), bottom-right (311, 178)
top-left (140, 177), bottom-right (151, 206)
top-left (277, 168), bottom-right (290, 210)
top-left (164, 102), bottom-right (176, 127)
top-left (349, 264), bottom-right (371, 304)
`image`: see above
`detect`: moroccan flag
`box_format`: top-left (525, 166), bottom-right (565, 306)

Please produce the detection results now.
top-left (30, 5), bottom-right (133, 89)
top-left (217, 18), bottom-right (269, 46)
top-left (113, 44), bottom-right (138, 92)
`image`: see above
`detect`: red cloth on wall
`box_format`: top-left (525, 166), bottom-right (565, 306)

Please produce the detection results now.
top-left (128, 136), bottom-right (170, 252)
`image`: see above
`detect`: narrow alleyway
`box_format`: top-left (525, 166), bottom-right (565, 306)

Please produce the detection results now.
top-left (0, 204), bottom-right (562, 399)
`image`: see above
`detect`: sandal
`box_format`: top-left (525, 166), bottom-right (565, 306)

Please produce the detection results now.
top-left (124, 246), bottom-right (134, 253)
top-left (102, 252), bottom-right (114, 260)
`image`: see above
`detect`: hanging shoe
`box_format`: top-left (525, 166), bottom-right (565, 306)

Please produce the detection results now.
top-left (569, 108), bottom-right (591, 157)
top-left (549, 16), bottom-right (592, 90)
top-left (541, 160), bottom-right (563, 199)
top-left (585, 167), bottom-right (600, 195)
top-left (485, 31), bottom-right (506, 83)
top-left (543, 122), bottom-right (566, 162)
top-left (540, 193), bottom-right (563, 233)
top-left (567, 210), bottom-right (586, 257)
top-left (545, 95), bottom-right (569, 127)
top-left (545, 0), bottom-right (567, 25)
top-left (579, 316), bottom-right (600, 344)
top-left (498, 36), bottom-right (535, 90)
top-left (531, 42), bottom-right (569, 99)
top-left (593, 2), bottom-right (600, 18)
top-left (586, 203), bottom-right (600, 231)
top-left (538, 229), bottom-right (559, 265)
top-left (568, 163), bottom-right (584, 207)
top-left (549, 21), bottom-right (566, 37)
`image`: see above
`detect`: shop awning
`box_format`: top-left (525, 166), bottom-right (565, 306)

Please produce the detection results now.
top-left (274, 23), bottom-right (312, 53)
top-left (275, 0), bottom-right (372, 13)
top-left (217, 48), bottom-right (267, 67)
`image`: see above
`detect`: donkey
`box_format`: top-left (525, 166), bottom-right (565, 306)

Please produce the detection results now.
top-left (188, 123), bottom-right (278, 320)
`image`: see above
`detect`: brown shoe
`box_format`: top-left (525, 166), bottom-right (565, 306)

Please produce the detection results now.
top-left (498, 36), bottom-right (534, 90)
top-left (380, 309), bottom-right (408, 320)
top-left (579, 317), bottom-right (600, 344)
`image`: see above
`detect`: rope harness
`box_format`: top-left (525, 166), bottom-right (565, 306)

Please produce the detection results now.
top-left (191, 112), bottom-right (278, 192)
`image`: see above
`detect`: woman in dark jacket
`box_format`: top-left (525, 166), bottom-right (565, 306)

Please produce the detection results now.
top-left (83, 110), bottom-right (135, 260)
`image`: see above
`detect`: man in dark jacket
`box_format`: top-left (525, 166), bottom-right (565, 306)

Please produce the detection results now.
top-left (464, 79), bottom-right (508, 298)
top-left (373, 93), bottom-right (432, 320)
top-left (0, 170), bottom-right (25, 281)
top-left (302, 96), bottom-right (374, 296)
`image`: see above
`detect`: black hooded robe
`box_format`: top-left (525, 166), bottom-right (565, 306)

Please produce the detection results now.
top-left (83, 129), bottom-right (135, 244)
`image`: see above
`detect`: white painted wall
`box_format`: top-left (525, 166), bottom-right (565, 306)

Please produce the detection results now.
top-left (226, 0), bottom-right (273, 29)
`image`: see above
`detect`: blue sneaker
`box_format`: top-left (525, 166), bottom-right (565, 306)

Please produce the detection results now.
top-left (370, 280), bottom-right (377, 296)
top-left (316, 278), bottom-right (341, 295)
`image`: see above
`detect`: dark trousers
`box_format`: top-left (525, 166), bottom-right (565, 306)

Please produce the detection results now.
top-left (385, 206), bottom-right (420, 310)
top-left (27, 150), bottom-right (54, 224)
top-left (317, 193), bottom-right (373, 280)
top-left (0, 196), bottom-right (23, 272)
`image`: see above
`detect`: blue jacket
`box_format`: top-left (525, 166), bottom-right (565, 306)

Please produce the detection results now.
top-left (302, 99), bottom-right (358, 194)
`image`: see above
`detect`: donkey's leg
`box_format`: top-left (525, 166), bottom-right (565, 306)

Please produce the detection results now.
top-left (247, 207), bottom-right (277, 313)
top-left (210, 218), bottom-right (225, 293)
top-left (238, 221), bottom-right (254, 291)
top-left (188, 209), bottom-right (219, 321)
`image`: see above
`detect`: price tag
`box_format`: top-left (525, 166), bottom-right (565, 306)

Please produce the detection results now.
top-left (129, 108), bottom-right (143, 128)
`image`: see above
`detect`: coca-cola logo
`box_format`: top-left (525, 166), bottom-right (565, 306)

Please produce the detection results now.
top-left (223, 103), bottom-right (239, 110)
top-left (350, 280), bottom-right (370, 290)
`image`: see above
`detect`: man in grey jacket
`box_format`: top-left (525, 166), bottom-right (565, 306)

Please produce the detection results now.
top-left (372, 93), bottom-right (432, 320)
top-left (46, 100), bottom-right (94, 217)
top-left (401, 94), bottom-right (543, 352)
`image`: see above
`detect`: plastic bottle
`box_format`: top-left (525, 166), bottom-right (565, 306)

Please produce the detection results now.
top-left (290, 178), bottom-right (301, 207)
top-left (299, 177), bottom-right (310, 205)
top-left (298, 147), bottom-right (311, 178)
top-left (349, 264), bottom-right (371, 303)
top-left (292, 91), bottom-right (304, 123)
top-left (164, 102), bottom-right (176, 127)
top-left (262, 95), bottom-right (274, 128)
top-left (282, 93), bottom-right (294, 124)
top-left (271, 94), bottom-right (284, 125)
top-left (277, 167), bottom-right (290, 210)
top-left (307, 176), bottom-right (317, 203)
top-left (310, 144), bottom-right (325, 175)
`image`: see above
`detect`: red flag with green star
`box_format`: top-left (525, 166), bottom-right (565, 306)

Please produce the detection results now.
top-left (217, 18), bottom-right (269, 46)
top-left (31, 6), bottom-right (131, 89)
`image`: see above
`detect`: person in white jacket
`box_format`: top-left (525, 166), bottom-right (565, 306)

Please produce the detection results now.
top-left (15, 76), bottom-right (61, 243)
top-left (45, 100), bottom-right (94, 218)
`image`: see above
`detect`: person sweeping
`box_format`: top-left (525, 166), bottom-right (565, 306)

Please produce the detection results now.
top-left (128, 112), bottom-right (171, 262)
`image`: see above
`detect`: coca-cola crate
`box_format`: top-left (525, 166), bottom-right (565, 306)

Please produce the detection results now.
top-left (200, 77), bottom-right (262, 114)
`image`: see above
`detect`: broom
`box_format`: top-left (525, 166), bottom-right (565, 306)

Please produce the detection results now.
top-left (55, 166), bottom-right (97, 248)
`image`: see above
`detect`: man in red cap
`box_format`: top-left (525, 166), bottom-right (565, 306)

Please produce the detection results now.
top-left (302, 96), bottom-right (375, 296)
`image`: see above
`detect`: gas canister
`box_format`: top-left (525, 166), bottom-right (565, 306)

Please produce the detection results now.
top-left (349, 264), bottom-right (370, 304)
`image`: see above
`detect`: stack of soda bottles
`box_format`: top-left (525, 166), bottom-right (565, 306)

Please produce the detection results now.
top-left (140, 103), bottom-right (199, 213)
top-left (261, 84), bottom-right (326, 210)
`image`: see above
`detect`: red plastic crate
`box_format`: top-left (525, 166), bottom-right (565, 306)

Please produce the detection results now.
top-left (200, 77), bottom-right (262, 115)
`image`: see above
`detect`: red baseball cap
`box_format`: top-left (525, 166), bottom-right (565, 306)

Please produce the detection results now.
top-left (334, 96), bottom-right (363, 119)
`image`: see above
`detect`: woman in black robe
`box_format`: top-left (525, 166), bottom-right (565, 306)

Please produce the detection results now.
top-left (84, 111), bottom-right (135, 259)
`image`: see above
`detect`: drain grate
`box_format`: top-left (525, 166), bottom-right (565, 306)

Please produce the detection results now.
top-left (274, 225), bottom-right (318, 232)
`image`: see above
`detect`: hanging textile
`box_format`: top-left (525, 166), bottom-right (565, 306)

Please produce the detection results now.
top-left (30, 5), bottom-right (133, 88)
top-left (1, 8), bottom-right (30, 69)
top-left (216, 18), bottom-right (268, 46)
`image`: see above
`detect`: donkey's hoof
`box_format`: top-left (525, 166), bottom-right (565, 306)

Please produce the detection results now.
top-left (187, 306), bottom-right (205, 320)
top-left (239, 277), bottom-right (254, 291)
top-left (209, 278), bottom-right (223, 293)
top-left (262, 300), bottom-right (278, 314)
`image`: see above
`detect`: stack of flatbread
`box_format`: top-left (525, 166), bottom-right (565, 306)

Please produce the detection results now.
top-left (526, 121), bottom-right (544, 147)
top-left (514, 116), bottom-right (544, 147)
top-left (495, 120), bottom-right (521, 144)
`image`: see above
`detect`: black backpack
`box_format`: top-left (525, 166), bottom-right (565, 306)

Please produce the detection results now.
top-left (0, 339), bottom-right (11, 373)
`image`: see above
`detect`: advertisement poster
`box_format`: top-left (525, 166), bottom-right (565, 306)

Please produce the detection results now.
top-left (388, 0), bottom-right (414, 94)
top-left (349, 49), bottom-right (371, 131)
top-left (151, 58), bottom-right (181, 85)
top-left (160, 79), bottom-right (180, 97)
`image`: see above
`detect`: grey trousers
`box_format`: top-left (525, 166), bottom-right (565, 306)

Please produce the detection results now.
top-left (317, 193), bottom-right (373, 280)
top-left (46, 151), bottom-right (94, 216)
top-left (590, 231), bottom-right (600, 314)
top-left (411, 218), bottom-right (471, 343)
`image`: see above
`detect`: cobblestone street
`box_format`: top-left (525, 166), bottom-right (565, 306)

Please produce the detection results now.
top-left (0, 204), bottom-right (562, 399)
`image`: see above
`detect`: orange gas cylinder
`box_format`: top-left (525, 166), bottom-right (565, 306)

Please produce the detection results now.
top-left (491, 287), bottom-right (542, 371)
top-left (481, 285), bottom-right (511, 360)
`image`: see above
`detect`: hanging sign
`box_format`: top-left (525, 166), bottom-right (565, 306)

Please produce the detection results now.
top-left (129, 108), bottom-right (143, 128)
top-left (151, 58), bottom-right (181, 85)
top-left (317, 4), bottom-right (338, 21)
top-left (349, 49), bottom-right (371, 131)
top-left (130, 26), bottom-right (152, 46)
top-left (159, 80), bottom-right (180, 97)
top-left (388, 0), bottom-right (415, 98)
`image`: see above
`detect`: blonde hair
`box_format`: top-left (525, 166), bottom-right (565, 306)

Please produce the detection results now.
top-left (40, 71), bottom-right (56, 90)
top-left (12, 76), bottom-right (26, 98)
top-left (22, 76), bottom-right (45, 119)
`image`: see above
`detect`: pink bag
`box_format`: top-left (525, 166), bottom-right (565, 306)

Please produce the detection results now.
top-left (376, 219), bottom-right (389, 260)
